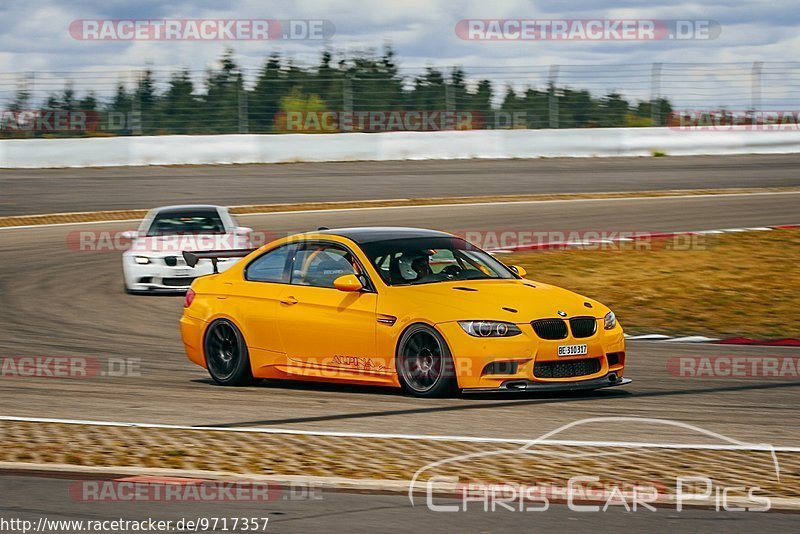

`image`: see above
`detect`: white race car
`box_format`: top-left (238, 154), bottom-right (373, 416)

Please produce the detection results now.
top-left (121, 205), bottom-right (252, 294)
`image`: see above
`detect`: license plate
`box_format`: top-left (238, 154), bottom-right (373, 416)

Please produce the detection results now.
top-left (175, 269), bottom-right (190, 277)
top-left (558, 344), bottom-right (588, 357)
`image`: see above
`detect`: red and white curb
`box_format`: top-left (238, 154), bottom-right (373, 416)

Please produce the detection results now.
top-left (487, 223), bottom-right (800, 253)
top-left (625, 334), bottom-right (800, 347)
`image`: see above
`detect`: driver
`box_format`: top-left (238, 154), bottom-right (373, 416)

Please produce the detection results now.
top-left (410, 254), bottom-right (432, 281)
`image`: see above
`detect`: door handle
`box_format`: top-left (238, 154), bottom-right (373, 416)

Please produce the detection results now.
top-left (280, 295), bottom-right (299, 305)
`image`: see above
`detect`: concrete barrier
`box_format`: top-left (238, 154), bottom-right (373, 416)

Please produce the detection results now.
top-left (1, 127), bottom-right (799, 168)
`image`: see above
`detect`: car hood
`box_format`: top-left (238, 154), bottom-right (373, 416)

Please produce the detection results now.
top-left (397, 279), bottom-right (609, 322)
top-left (128, 234), bottom-right (247, 254)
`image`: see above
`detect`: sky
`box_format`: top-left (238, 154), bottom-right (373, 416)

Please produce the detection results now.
top-left (0, 0), bottom-right (798, 107)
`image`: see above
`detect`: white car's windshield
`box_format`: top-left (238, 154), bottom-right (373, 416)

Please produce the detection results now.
top-left (361, 237), bottom-right (516, 286)
top-left (146, 209), bottom-right (226, 236)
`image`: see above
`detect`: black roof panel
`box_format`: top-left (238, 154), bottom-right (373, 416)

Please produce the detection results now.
top-left (317, 227), bottom-right (453, 244)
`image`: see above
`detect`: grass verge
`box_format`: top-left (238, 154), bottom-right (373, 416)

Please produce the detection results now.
top-left (505, 229), bottom-right (800, 339)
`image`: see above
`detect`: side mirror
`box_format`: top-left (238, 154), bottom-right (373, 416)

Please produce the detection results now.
top-left (233, 226), bottom-right (252, 235)
top-left (334, 274), bottom-right (364, 292)
top-left (120, 230), bottom-right (139, 239)
top-left (509, 265), bottom-right (527, 278)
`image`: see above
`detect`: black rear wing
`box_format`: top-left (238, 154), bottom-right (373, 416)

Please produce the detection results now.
top-left (182, 249), bottom-right (256, 273)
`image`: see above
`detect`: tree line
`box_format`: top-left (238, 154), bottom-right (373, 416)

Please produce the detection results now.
top-left (3, 47), bottom-right (673, 137)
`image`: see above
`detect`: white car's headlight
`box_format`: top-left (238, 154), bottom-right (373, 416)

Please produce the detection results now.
top-left (604, 311), bottom-right (617, 330)
top-left (134, 256), bottom-right (151, 265)
top-left (459, 321), bottom-right (522, 338)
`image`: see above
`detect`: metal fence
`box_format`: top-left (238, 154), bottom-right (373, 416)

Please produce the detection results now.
top-left (1, 61), bottom-right (798, 137)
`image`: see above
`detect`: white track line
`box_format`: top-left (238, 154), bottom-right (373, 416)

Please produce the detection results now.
top-left (1, 190), bottom-right (799, 231)
top-left (663, 336), bottom-right (721, 343)
top-left (1, 415), bottom-right (798, 452)
top-left (624, 333), bottom-right (800, 345)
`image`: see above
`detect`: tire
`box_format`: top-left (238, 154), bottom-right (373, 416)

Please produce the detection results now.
top-left (203, 319), bottom-right (261, 386)
top-left (396, 324), bottom-right (457, 398)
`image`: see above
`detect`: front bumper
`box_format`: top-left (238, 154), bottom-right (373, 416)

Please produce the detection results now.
top-left (122, 254), bottom-right (237, 293)
top-left (437, 320), bottom-right (627, 390)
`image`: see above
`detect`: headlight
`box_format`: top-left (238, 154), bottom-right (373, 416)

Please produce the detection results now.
top-left (459, 321), bottom-right (522, 337)
top-left (604, 311), bottom-right (616, 330)
top-left (134, 256), bottom-right (151, 265)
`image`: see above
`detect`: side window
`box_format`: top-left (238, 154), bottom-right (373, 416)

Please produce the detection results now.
top-left (245, 245), bottom-right (293, 283)
top-left (291, 244), bottom-right (357, 288)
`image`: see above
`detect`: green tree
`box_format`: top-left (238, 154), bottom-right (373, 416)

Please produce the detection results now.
top-left (521, 87), bottom-right (548, 128)
top-left (250, 55), bottom-right (285, 133)
top-left (158, 70), bottom-right (198, 134)
top-left (409, 68), bottom-right (446, 111)
top-left (204, 49), bottom-right (243, 133)
top-left (134, 70), bottom-right (157, 133)
top-left (345, 46), bottom-right (405, 112)
top-left (9, 84), bottom-right (30, 112)
top-left (559, 88), bottom-right (594, 128)
top-left (78, 92), bottom-right (98, 111)
top-left (60, 82), bottom-right (76, 110)
top-left (599, 92), bottom-right (629, 127)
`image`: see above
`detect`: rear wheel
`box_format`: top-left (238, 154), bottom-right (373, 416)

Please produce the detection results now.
top-left (204, 319), bottom-right (260, 386)
top-left (396, 324), bottom-right (457, 397)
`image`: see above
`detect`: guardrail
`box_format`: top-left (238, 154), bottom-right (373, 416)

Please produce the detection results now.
top-left (1, 127), bottom-right (799, 168)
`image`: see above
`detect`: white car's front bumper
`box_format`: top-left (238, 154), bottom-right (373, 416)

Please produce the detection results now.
top-left (122, 253), bottom-right (238, 293)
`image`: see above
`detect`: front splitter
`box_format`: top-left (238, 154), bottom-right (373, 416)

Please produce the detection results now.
top-left (463, 374), bottom-right (631, 394)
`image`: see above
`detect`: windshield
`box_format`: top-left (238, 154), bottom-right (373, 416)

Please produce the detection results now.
top-left (146, 209), bottom-right (226, 236)
top-left (361, 236), bottom-right (516, 286)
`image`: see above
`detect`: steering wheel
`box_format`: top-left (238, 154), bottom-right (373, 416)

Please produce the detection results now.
top-left (441, 265), bottom-right (463, 277)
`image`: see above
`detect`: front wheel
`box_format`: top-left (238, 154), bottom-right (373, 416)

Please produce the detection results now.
top-left (204, 319), bottom-right (260, 386)
top-left (396, 324), bottom-right (457, 398)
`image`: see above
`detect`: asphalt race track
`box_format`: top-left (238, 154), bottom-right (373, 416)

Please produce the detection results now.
top-left (1, 191), bottom-right (798, 446)
top-left (1, 153), bottom-right (800, 216)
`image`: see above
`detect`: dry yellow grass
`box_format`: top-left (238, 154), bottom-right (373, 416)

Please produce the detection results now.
top-left (506, 229), bottom-right (800, 338)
